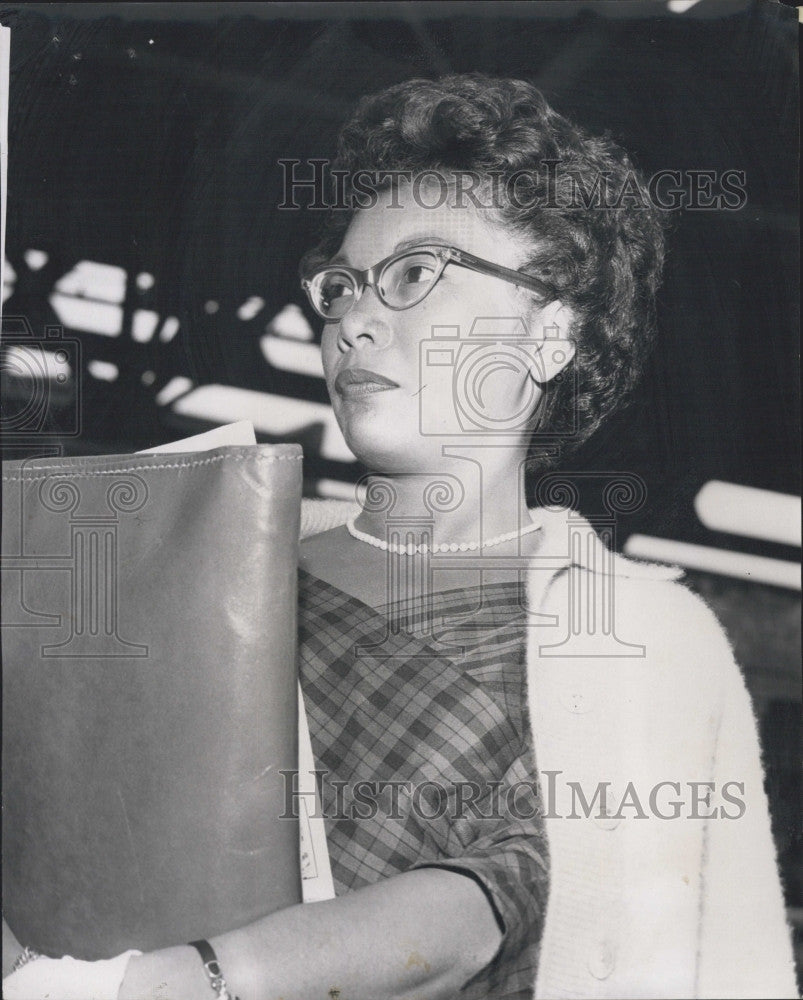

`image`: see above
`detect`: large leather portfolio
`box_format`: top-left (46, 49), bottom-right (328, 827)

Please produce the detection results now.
top-left (1, 443), bottom-right (303, 959)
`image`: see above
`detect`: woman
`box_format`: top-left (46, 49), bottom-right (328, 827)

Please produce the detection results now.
top-left (4, 74), bottom-right (797, 1000)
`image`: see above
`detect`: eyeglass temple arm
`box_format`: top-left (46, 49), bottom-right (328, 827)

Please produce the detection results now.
top-left (445, 247), bottom-right (555, 301)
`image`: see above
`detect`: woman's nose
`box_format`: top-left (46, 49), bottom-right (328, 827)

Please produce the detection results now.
top-left (336, 287), bottom-right (393, 352)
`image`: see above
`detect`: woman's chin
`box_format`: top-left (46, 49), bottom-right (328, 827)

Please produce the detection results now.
top-left (345, 430), bottom-right (432, 476)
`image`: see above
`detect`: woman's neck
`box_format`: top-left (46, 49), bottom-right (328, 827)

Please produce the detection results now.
top-left (354, 448), bottom-right (536, 550)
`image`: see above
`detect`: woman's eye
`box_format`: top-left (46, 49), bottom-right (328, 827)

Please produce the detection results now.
top-left (402, 263), bottom-right (435, 285)
top-left (323, 280), bottom-right (353, 302)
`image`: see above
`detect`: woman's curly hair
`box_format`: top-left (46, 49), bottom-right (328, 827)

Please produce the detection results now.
top-left (303, 73), bottom-right (666, 466)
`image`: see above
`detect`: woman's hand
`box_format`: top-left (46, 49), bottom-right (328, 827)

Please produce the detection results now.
top-left (2, 949), bottom-right (141, 999)
top-left (1, 869), bottom-right (500, 999)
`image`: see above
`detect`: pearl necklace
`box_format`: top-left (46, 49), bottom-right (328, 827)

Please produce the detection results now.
top-left (345, 517), bottom-right (542, 555)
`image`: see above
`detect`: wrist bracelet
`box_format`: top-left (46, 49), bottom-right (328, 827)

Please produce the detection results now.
top-left (10, 945), bottom-right (42, 973)
top-left (188, 939), bottom-right (240, 1000)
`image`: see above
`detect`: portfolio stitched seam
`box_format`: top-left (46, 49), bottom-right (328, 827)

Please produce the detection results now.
top-left (2, 452), bottom-right (303, 482)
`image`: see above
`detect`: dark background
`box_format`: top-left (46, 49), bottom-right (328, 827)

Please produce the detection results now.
top-left (1, 2), bottom-right (798, 515)
top-left (1, 0), bottom-right (800, 972)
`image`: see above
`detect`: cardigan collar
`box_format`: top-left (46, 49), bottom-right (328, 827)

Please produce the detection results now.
top-left (299, 497), bottom-right (682, 593)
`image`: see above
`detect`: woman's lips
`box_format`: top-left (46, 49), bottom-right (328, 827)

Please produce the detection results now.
top-left (334, 367), bottom-right (400, 398)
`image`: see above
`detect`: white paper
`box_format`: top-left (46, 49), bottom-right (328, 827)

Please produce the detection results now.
top-left (298, 686), bottom-right (336, 902)
top-left (136, 419), bottom-right (257, 453)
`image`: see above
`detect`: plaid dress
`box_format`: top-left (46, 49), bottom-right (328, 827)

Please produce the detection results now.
top-left (298, 568), bottom-right (549, 999)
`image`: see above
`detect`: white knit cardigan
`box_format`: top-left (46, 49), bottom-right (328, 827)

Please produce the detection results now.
top-left (300, 500), bottom-right (798, 999)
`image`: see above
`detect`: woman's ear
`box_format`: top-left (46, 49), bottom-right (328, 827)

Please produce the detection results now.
top-left (526, 300), bottom-right (577, 385)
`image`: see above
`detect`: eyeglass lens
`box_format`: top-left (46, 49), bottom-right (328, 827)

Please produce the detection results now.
top-left (313, 249), bottom-right (441, 318)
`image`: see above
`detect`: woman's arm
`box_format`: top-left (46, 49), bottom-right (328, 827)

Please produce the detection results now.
top-left (119, 867), bottom-right (502, 1000)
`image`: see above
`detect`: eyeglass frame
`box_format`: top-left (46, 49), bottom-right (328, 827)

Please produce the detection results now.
top-left (300, 242), bottom-right (556, 320)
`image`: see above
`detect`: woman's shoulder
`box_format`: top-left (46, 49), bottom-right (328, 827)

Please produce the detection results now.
top-left (533, 552), bottom-right (742, 699)
top-left (529, 506), bottom-right (736, 665)
top-left (620, 573), bottom-right (737, 680)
